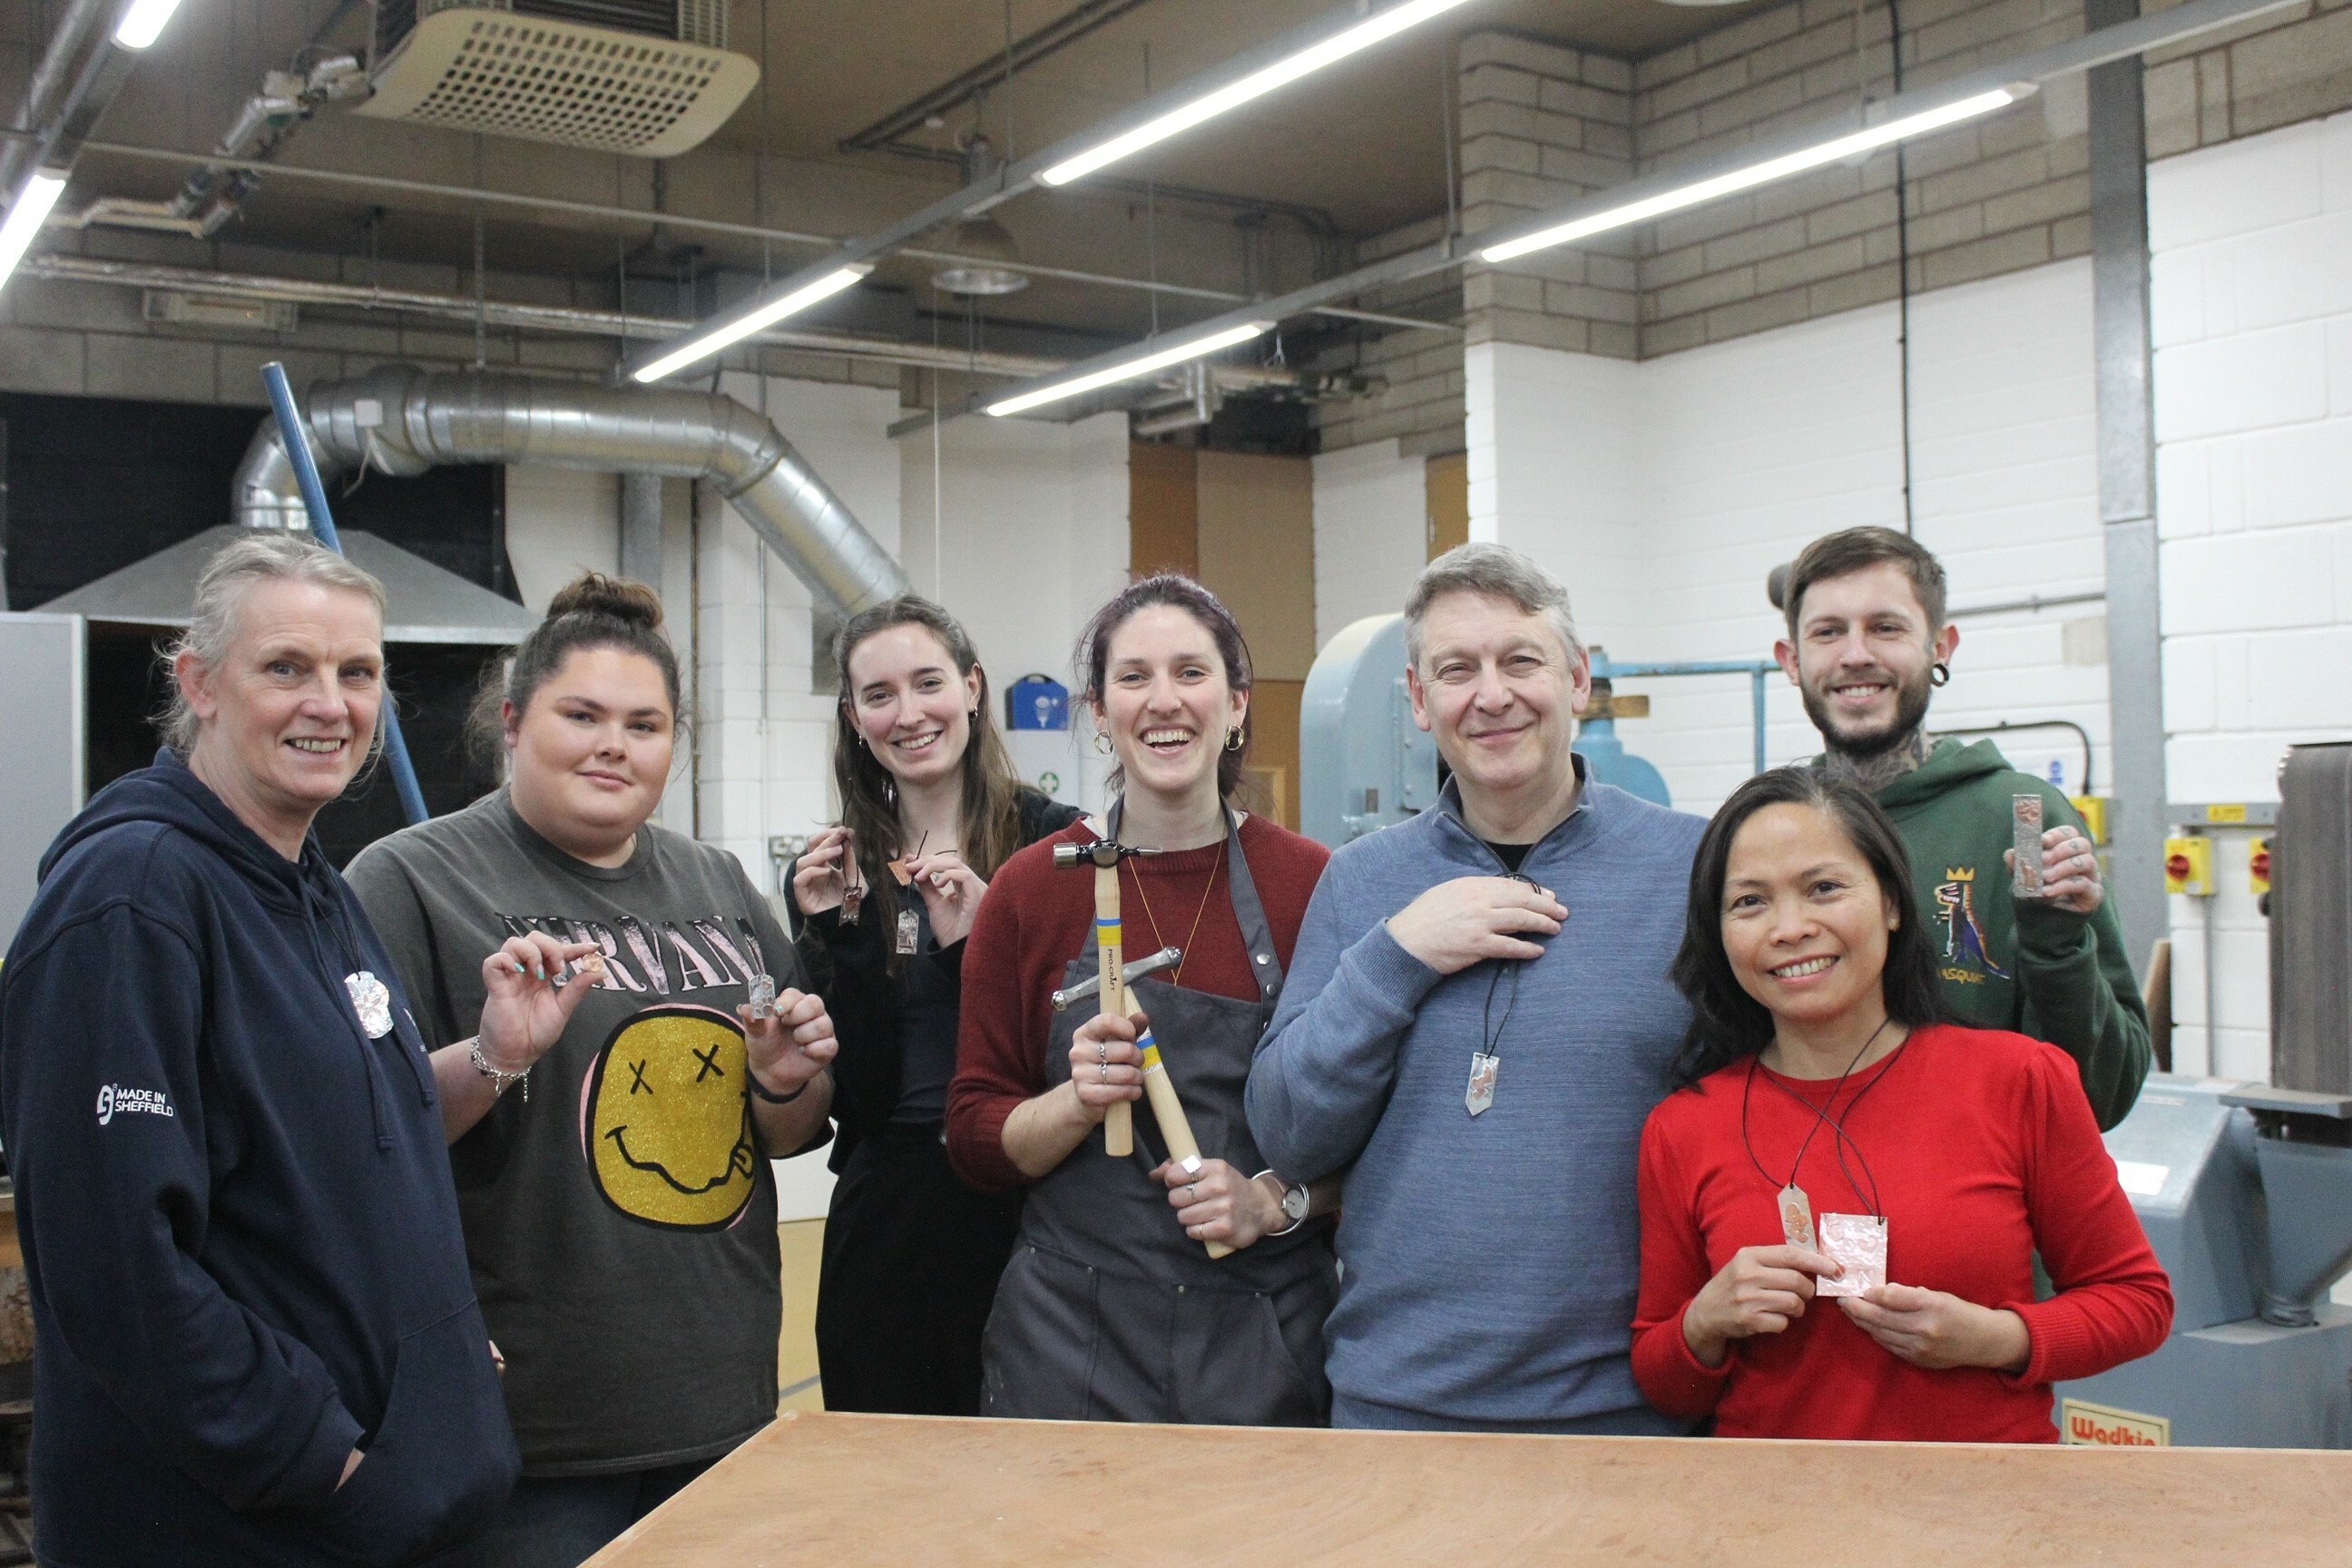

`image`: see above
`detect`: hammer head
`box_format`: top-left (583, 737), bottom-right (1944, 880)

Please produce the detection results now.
top-left (1051, 839), bottom-right (1125, 870)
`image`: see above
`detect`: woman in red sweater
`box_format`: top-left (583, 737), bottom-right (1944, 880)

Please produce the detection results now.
top-left (1632, 767), bottom-right (2169, 1442)
top-left (946, 574), bottom-right (1336, 1425)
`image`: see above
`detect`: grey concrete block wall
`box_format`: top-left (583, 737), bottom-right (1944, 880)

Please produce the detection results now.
top-left (1316, 0), bottom-right (2352, 456)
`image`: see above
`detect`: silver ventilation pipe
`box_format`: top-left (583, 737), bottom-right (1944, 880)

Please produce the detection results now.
top-left (232, 365), bottom-right (910, 616)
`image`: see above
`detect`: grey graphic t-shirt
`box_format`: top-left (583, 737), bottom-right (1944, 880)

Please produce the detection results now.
top-left (347, 791), bottom-right (804, 1476)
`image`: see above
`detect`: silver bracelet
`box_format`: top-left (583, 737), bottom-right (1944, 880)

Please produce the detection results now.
top-left (1253, 1169), bottom-right (1305, 1237)
top-left (469, 1036), bottom-right (531, 1102)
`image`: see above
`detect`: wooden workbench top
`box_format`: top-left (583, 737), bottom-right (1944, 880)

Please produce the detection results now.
top-left (585, 1410), bottom-right (2352, 1566)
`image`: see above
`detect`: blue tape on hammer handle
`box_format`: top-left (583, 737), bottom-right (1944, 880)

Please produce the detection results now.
top-left (260, 362), bottom-right (432, 827)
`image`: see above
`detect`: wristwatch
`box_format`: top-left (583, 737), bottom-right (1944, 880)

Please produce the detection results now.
top-left (1256, 1170), bottom-right (1310, 1236)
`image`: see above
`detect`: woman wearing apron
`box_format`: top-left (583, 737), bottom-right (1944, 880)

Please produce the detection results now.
top-left (946, 574), bottom-right (1337, 1425)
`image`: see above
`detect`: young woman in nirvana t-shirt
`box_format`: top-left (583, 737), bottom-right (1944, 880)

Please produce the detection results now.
top-left (348, 574), bottom-right (837, 1568)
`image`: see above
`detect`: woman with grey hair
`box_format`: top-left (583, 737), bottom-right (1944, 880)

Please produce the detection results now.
top-left (0, 532), bottom-right (568, 1565)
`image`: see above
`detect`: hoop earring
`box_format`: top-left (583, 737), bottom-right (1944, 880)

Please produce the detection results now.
top-left (1930, 662), bottom-right (1952, 688)
top-left (1223, 729), bottom-right (1245, 752)
top-left (1093, 730), bottom-right (1113, 756)
top-left (969, 708), bottom-right (980, 725)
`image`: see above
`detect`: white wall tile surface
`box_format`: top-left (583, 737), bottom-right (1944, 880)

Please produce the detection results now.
top-left (2151, 108), bottom-right (2352, 1073)
top-left (1311, 439), bottom-right (1426, 652)
top-left (897, 410), bottom-right (1130, 812)
top-left (1451, 260), bottom-right (2107, 820)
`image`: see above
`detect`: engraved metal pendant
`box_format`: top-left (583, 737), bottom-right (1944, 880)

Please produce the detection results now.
top-left (1778, 1184), bottom-right (1817, 1250)
top-left (747, 973), bottom-right (777, 1020)
top-left (895, 906), bottom-right (920, 956)
top-left (1466, 1051), bottom-right (1500, 1116)
top-left (344, 971), bottom-right (393, 1039)
top-left (1814, 1213), bottom-right (1888, 1298)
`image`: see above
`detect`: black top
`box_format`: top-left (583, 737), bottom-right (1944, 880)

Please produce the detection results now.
top-left (891, 898), bottom-right (961, 1125)
top-left (1485, 838), bottom-right (1535, 874)
top-left (796, 789), bottom-right (1082, 1163)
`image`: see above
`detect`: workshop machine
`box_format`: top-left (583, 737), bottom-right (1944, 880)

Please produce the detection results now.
top-left (2056, 741), bottom-right (2352, 1447)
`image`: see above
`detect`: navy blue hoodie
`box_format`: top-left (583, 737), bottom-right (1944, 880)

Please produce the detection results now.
top-left (0, 753), bottom-right (518, 1566)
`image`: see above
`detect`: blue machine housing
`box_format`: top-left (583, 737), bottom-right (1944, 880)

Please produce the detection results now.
top-left (2057, 1074), bottom-right (2352, 1447)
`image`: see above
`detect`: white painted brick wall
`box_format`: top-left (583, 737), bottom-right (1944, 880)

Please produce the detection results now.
top-left (897, 411), bottom-right (1130, 813)
top-left (1449, 260), bottom-right (2106, 820)
top-left (1464, 339), bottom-right (1646, 654)
top-left (691, 373), bottom-right (904, 892)
top-left (1311, 439), bottom-right (1426, 651)
top-left (2151, 108), bottom-right (2352, 1079)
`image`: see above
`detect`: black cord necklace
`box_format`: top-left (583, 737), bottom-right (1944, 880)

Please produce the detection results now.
top-left (1465, 871), bottom-right (1546, 1117)
top-left (1739, 1016), bottom-right (1908, 1223)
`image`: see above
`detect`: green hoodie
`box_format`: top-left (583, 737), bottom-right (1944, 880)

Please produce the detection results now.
top-left (1844, 738), bottom-right (2151, 1130)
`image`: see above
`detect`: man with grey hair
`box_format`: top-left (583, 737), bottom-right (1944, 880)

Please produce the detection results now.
top-left (1248, 542), bottom-right (1704, 1433)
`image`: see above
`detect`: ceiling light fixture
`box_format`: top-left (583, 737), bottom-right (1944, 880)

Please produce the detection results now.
top-left (113, 0), bottom-right (185, 50)
top-left (1037, 0), bottom-right (1479, 188)
top-left (0, 172), bottom-right (69, 290)
top-left (986, 321), bottom-right (1271, 417)
top-left (632, 265), bottom-right (873, 383)
top-left (1482, 87), bottom-right (2027, 263)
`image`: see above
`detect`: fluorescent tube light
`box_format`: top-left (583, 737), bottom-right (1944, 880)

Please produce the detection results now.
top-left (113, 0), bottom-right (185, 49)
top-left (632, 265), bottom-right (872, 383)
top-left (987, 322), bottom-right (1272, 417)
top-left (1481, 88), bottom-right (2024, 264)
top-left (0, 172), bottom-right (68, 290)
top-left (1038, 0), bottom-right (1477, 188)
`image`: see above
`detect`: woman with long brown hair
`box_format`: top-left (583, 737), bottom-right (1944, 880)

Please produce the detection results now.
top-left (791, 595), bottom-right (1080, 1415)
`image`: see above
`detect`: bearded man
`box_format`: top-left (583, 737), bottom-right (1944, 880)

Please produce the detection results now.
top-left (1776, 526), bottom-right (2149, 1129)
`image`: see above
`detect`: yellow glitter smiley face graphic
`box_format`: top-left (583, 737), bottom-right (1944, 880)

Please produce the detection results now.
top-left (583, 1004), bottom-right (759, 1230)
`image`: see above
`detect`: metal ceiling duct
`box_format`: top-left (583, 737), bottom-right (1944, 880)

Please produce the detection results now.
top-left (233, 365), bottom-right (910, 617)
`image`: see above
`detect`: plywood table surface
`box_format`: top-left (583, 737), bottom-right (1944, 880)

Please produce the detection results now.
top-left (585, 1410), bottom-right (2352, 1566)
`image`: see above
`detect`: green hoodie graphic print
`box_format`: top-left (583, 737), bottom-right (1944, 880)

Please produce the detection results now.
top-left (1847, 738), bottom-right (2151, 1131)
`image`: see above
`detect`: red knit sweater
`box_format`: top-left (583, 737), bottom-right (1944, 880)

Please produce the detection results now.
top-left (1632, 1024), bottom-right (2171, 1442)
top-left (946, 815), bottom-right (1329, 1192)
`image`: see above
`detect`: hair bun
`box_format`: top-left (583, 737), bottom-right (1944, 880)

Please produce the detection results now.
top-left (547, 571), bottom-right (664, 632)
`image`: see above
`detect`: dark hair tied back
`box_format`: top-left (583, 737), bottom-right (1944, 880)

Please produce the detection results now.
top-left (1667, 767), bottom-right (1945, 1090)
top-left (469, 571), bottom-right (683, 763)
top-left (1074, 573), bottom-right (1255, 802)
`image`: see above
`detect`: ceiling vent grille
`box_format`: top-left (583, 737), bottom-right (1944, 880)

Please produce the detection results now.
top-left (358, 3), bottom-right (758, 158)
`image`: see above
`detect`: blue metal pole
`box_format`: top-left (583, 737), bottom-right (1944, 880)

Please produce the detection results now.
top-left (1751, 667), bottom-right (1769, 777)
top-left (259, 361), bottom-right (431, 826)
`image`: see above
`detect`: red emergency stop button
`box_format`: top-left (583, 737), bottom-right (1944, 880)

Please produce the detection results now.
top-left (2167, 853), bottom-right (2191, 881)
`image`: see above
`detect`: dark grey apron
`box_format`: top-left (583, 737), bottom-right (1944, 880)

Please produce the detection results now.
top-left (979, 806), bottom-right (1337, 1426)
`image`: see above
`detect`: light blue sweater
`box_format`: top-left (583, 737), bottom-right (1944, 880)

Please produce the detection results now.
top-left (1247, 775), bottom-right (1703, 1432)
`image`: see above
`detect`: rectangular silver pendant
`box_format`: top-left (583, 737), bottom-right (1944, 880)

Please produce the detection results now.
top-left (1815, 1213), bottom-right (1888, 1298)
top-left (895, 907), bottom-right (920, 956)
top-left (839, 885), bottom-right (863, 926)
top-left (747, 973), bottom-right (777, 1020)
top-left (1466, 1052), bottom-right (1499, 1116)
top-left (2013, 793), bottom-right (2045, 898)
top-left (1778, 1184), bottom-right (1817, 1250)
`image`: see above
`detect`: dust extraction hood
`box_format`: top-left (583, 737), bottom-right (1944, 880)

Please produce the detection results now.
top-left (41, 525), bottom-right (540, 646)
